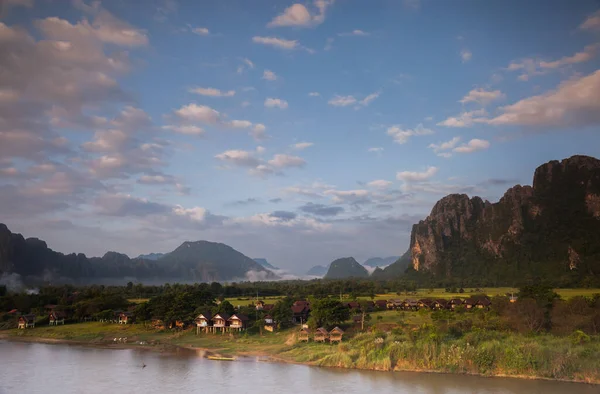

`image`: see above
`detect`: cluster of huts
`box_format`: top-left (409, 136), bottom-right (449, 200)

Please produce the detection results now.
top-left (298, 326), bottom-right (345, 343)
top-left (358, 297), bottom-right (493, 311)
top-left (194, 313), bottom-right (250, 334)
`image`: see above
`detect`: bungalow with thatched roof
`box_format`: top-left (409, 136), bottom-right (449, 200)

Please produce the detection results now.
top-left (448, 298), bottom-right (464, 310)
top-left (18, 314), bottom-right (36, 329)
top-left (329, 327), bottom-right (344, 343)
top-left (298, 327), bottom-right (310, 342)
top-left (228, 314), bottom-right (249, 331)
top-left (314, 327), bottom-right (329, 342)
top-left (49, 311), bottom-right (66, 325)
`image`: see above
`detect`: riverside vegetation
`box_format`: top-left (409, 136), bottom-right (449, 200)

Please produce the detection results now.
top-left (1, 282), bottom-right (600, 383)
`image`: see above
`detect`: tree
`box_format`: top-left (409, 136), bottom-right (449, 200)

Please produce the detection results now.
top-left (212, 300), bottom-right (234, 316)
top-left (307, 298), bottom-right (350, 329)
top-left (271, 297), bottom-right (293, 328)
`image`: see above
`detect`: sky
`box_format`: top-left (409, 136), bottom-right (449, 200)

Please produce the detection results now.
top-left (1, 0), bottom-right (600, 274)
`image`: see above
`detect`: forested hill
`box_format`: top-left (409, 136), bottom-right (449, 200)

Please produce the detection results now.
top-left (324, 257), bottom-right (369, 279)
top-left (379, 155), bottom-right (600, 287)
top-left (0, 224), bottom-right (275, 283)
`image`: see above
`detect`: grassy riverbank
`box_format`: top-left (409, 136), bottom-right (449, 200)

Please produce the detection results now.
top-left (2, 322), bottom-right (599, 384)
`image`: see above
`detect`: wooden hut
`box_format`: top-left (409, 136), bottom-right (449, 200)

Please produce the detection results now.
top-left (18, 314), bottom-right (36, 329)
top-left (375, 300), bottom-right (388, 310)
top-left (433, 299), bottom-right (447, 310)
top-left (255, 300), bottom-right (265, 310)
top-left (329, 327), bottom-right (344, 343)
top-left (210, 313), bottom-right (230, 333)
top-left (264, 315), bottom-right (276, 332)
top-left (403, 299), bottom-right (419, 311)
top-left (476, 298), bottom-right (492, 310)
top-left (228, 314), bottom-right (249, 331)
top-left (448, 299), bottom-right (464, 310)
top-left (195, 313), bottom-right (212, 334)
top-left (291, 301), bottom-right (310, 325)
top-left (418, 299), bottom-right (433, 309)
top-left (387, 299), bottom-right (403, 310)
top-left (298, 327), bottom-right (310, 342)
top-left (464, 299), bottom-right (476, 310)
top-left (263, 304), bottom-right (274, 312)
top-left (314, 327), bottom-right (329, 342)
top-left (118, 312), bottom-right (134, 324)
top-left (346, 301), bottom-right (360, 310)
top-left (49, 311), bottom-right (66, 325)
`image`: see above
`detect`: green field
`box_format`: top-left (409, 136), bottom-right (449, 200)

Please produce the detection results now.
top-left (225, 288), bottom-right (600, 306)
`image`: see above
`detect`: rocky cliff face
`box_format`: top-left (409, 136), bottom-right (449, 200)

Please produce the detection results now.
top-left (401, 155), bottom-right (600, 283)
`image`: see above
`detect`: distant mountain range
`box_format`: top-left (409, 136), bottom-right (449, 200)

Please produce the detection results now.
top-left (136, 253), bottom-right (166, 261)
top-left (363, 256), bottom-right (400, 268)
top-left (253, 258), bottom-right (279, 270)
top-left (0, 224), bottom-right (276, 284)
top-left (305, 265), bottom-right (329, 277)
top-left (324, 257), bottom-right (369, 279)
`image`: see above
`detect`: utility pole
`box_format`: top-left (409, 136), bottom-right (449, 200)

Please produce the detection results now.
top-left (361, 310), bottom-right (365, 331)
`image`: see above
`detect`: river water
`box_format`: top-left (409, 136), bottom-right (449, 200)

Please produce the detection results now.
top-left (0, 340), bottom-right (596, 394)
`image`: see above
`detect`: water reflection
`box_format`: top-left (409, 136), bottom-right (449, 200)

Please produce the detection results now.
top-left (0, 341), bottom-right (596, 394)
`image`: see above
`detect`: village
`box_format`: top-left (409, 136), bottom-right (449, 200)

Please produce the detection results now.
top-left (14, 295), bottom-right (497, 345)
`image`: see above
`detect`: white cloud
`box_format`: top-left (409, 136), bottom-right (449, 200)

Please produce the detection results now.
top-left (243, 58), bottom-right (254, 68)
top-left (329, 92), bottom-right (379, 107)
top-left (241, 101), bottom-right (251, 108)
top-left (324, 189), bottom-right (369, 204)
top-left (189, 87), bottom-right (235, 97)
top-left (507, 44), bottom-right (600, 80)
top-left (215, 150), bottom-right (304, 176)
top-left (174, 104), bottom-right (221, 123)
top-left (292, 142), bottom-right (314, 150)
top-left (487, 70), bottom-right (600, 127)
top-left (328, 95), bottom-right (357, 106)
top-left (246, 124), bottom-right (266, 140)
top-left (268, 154), bottom-right (306, 168)
top-left (459, 88), bottom-right (505, 105)
top-left (251, 124), bottom-right (267, 140)
top-left (367, 180), bottom-right (392, 189)
top-left (162, 125), bottom-right (205, 136)
top-left (263, 70), bottom-right (277, 81)
top-left (324, 37), bottom-right (334, 51)
top-left (267, 0), bottom-right (334, 28)
top-left (264, 98), bottom-right (289, 109)
top-left (461, 49), bottom-right (472, 63)
top-left (228, 120), bottom-right (253, 129)
top-left (368, 147), bottom-right (383, 153)
top-left (453, 139), bottom-right (490, 153)
top-left (580, 10), bottom-right (600, 31)
top-left (397, 166), bottom-right (438, 182)
top-left (308, 92), bottom-right (320, 97)
top-left (338, 29), bottom-right (370, 37)
top-left (386, 124), bottom-right (433, 144)
top-left (437, 109), bottom-right (487, 128)
top-left (359, 91), bottom-right (380, 106)
top-left (428, 136), bottom-right (460, 157)
top-left (192, 27), bottom-right (209, 36)
top-left (252, 36), bottom-right (298, 50)
top-left (215, 150), bottom-right (261, 167)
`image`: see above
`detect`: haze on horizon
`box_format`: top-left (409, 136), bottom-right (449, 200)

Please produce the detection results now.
top-left (1, 0), bottom-right (600, 274)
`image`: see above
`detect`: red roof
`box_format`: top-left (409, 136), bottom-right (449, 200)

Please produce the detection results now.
top-left (291, 305), bottom-right (308, 314)
top-left (8, 309), bottom-right (18, 314)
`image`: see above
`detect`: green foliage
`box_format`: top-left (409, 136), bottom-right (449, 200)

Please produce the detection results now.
top-left (307, 297), bottom-right (350, 329)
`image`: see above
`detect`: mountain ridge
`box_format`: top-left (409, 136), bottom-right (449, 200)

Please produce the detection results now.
top-left (380, 155), bottom-right (600, 286)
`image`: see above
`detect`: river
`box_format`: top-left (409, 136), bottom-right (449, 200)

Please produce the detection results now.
top-left (0, 341), bottom-right (596, 394)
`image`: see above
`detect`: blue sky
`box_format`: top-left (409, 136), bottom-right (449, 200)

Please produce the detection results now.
top-left (1, 0), bottom-right (600, 274)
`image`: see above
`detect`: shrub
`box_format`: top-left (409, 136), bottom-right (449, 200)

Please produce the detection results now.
top-left (570, 330), bottom-right (591, 345)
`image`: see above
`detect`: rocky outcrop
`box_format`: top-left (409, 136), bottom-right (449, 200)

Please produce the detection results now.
top-left (385, 155), bottom-right (600, 283)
